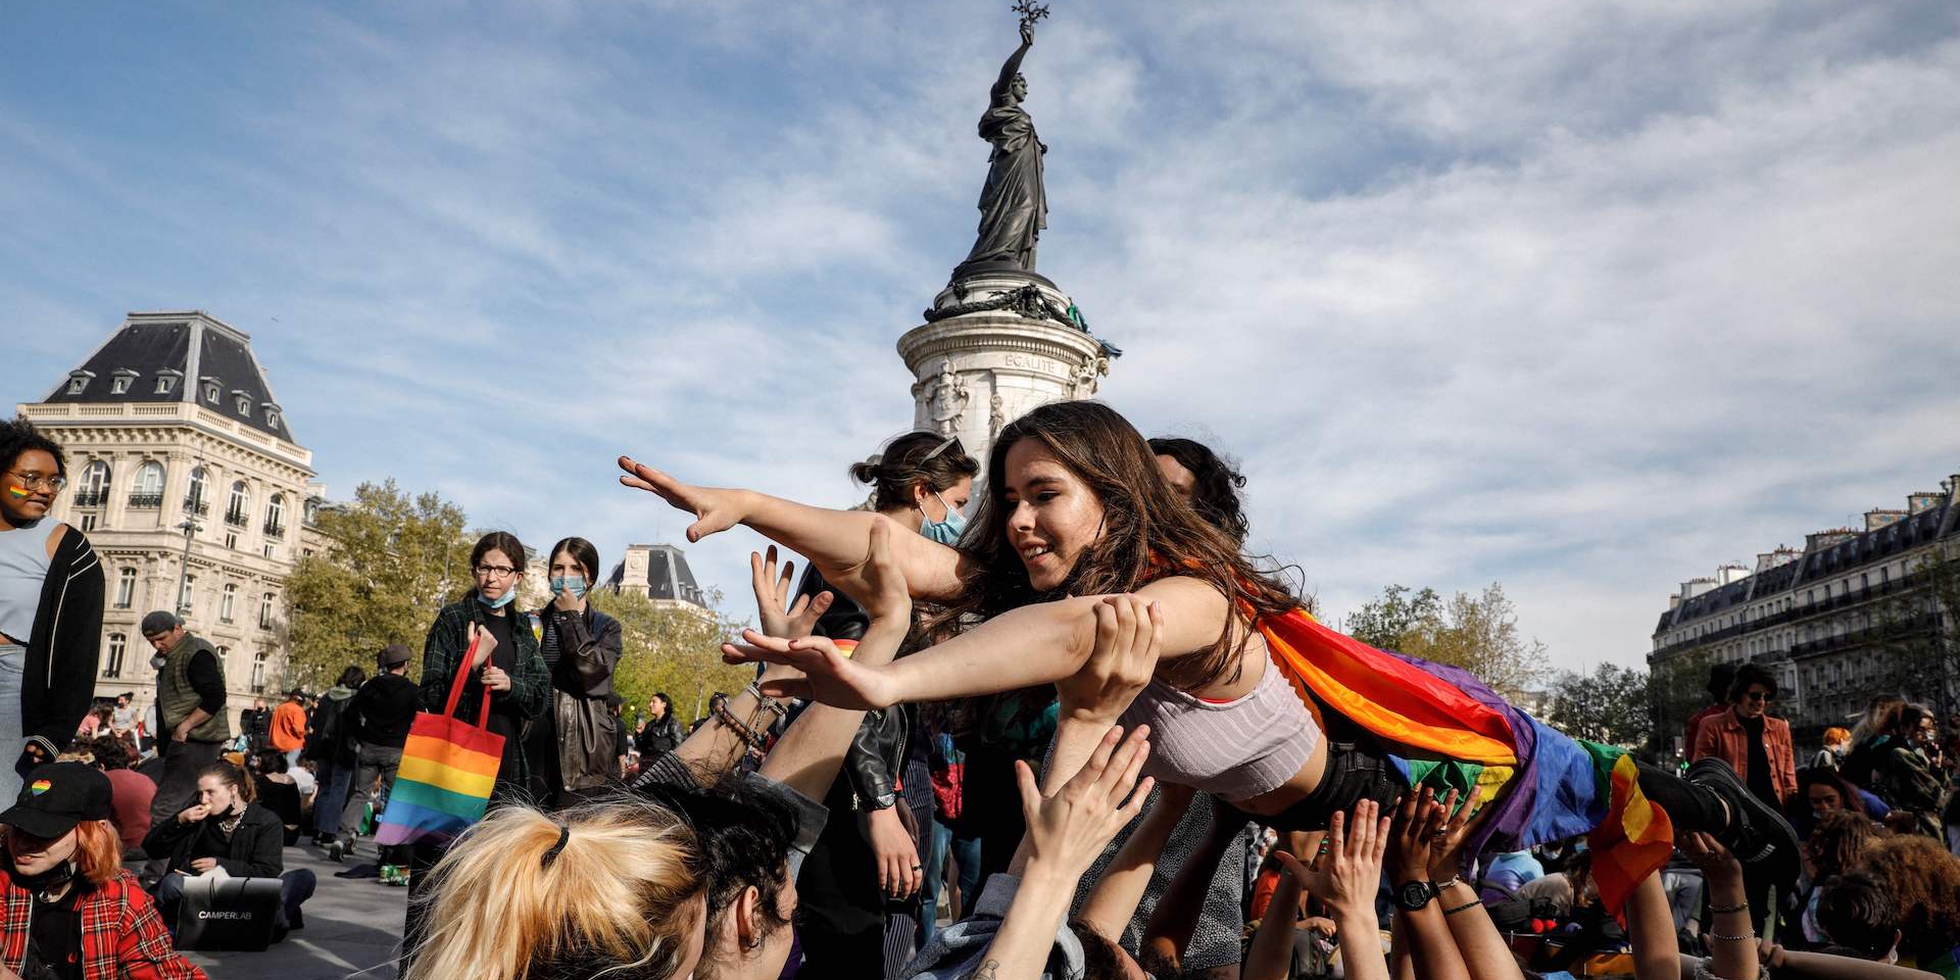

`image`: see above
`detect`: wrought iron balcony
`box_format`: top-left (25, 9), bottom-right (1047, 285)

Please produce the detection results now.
top-left (127, 492), bottom-right (163, 509)
top-left (224, 508), bottom-right (249, 528)
top-left (73, 489), bottom-right (109, 508)
top-left (263, 521), bottom-right (285, 538)
top-left (184, 496), bottom-right (210, 516)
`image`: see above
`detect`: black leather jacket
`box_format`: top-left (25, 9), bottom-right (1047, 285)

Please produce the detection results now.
top-left (541, 606), bottom-right (623, 792)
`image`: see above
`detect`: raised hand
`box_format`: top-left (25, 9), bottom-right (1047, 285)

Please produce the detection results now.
top-left (1284, 798), bottom-right (1392, 914)
top-left (616, 456), bottom-right (748, 543)
top-left (727, 630), bottom-right (898, 709)
top-left (1678, 830), bottom-right (1743, 888)
top-left (1056, 595), bottom-right (1162, 726)
top-left (1426, 788), bottom-right (1476, 882)
top-left (1016, 724), bottom-right (1155, 881)
top-left (750, 546), bottom-right (833, 640)
top-left (1389, 786), bottom-right (1447, 883)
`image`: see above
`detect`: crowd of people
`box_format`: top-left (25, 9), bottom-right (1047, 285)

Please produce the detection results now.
top-left (5, 401), bottom-right (1960, 980)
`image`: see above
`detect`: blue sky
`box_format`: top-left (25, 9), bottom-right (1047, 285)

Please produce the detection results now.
top-left (6, 1), bottom-right (1959, 673)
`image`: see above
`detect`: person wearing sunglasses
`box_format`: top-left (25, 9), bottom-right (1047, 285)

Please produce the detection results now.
top-left (402, 530), bottom-right (549, 958)
top-left (1690, 661), bottom-right (1796, 933)
top-left (0, 417), bottom-right (104, 807)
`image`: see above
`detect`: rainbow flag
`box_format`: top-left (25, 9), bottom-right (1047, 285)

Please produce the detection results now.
top-left (1257, 607), bottom-right (1674, 915)
top-left (375, 637), bottom-right (505, 847)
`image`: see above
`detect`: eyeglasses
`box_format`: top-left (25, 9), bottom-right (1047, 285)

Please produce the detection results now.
top-left (474, 564), bottom-right (518, 579)
top-left (4, 471), bottom-right (65, 492)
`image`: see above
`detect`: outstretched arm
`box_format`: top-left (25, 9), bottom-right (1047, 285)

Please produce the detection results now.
top-left (992, 25), bottom-right (1034, 98)
top-left (740, 576), bottom-right (1231, 709)
top-left (618, 456), bottom-right (970, 602)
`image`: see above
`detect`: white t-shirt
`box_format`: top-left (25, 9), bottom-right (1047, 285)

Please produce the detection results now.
top-left (288, 767), bottom-right (316, 798)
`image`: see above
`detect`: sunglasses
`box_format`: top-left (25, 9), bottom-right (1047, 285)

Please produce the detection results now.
top-left (1745, 690), bottom-right (1776, 703)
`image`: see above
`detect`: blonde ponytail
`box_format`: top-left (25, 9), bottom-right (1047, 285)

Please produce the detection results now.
top-left (403, 797), bottom-right (706, 980)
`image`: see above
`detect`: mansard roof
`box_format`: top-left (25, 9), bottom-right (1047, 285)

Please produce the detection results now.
top-left (44, 311), bottom-right (296, 442)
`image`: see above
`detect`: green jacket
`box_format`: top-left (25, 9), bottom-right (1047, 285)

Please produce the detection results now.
top-left (419, 597), bottom-right (549, 787)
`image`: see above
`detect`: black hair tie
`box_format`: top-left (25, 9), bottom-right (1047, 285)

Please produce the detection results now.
top-left (541, 822), bottom-right (571, 868)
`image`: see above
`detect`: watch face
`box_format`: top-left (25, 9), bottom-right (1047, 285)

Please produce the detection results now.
top-left (1398, 880), bottom-right (1433, 912)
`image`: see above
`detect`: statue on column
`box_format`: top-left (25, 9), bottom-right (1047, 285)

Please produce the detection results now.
top-left (926, 362), bottom-right (972, 435)
top-left (951, 20), bottom-right (1048, 281)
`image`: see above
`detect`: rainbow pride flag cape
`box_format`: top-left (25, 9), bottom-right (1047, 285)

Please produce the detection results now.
top-left (376, 637), bottom-right (505, 847)
top-left (1258, 608), bottom-right (1673, 913)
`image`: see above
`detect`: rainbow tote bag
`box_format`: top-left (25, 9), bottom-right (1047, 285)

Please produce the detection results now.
top-left (375, 637), bottom-right (504, 847)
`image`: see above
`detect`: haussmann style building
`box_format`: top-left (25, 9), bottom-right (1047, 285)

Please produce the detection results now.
top-left (18, 311), bottom-right (326, 719)
top-left (1649, 470), bottom-right (1960, 747)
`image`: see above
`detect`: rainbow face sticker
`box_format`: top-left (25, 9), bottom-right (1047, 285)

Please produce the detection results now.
top-left (28, 779), bottom-right (51, 796)
top-left (4, 486), bottom-right (29, 499)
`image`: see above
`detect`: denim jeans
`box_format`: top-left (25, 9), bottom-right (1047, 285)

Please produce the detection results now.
top-left (310, 758), bottom-right (355, 838)
top-left (0, 645), bottom-right (23, 807)
top-left (339, 742), bottom-right (404, 843)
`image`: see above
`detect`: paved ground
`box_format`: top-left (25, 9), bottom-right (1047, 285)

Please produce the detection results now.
top-left (185, 840), bottom-right (406, 980)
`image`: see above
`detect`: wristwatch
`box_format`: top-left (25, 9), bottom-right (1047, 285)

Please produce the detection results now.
top-left (1395, 880), bottom-right (1438, 913)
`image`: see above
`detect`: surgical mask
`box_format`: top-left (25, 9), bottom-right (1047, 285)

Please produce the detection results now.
top-left (919, 491), bottom-right (966, 545)
top-left (476, 587), bottom-right (516, 610)
top-left (550, 575), bottom-right (588, 600)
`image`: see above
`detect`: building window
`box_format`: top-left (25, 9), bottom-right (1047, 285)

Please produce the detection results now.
top-left (259, 592), bottom-right (275, 630)
top-left (202, 379), bottom-right (221, 404)
top-left (155, 372), bottom-right (180, 395)
top-left (179, 575), bottom-right (195, 616)
top-left (225, 481), bottom-right (250, 527)
top-left (66, 374), bottom-right (89, 394)
top-left (264, 494), bottom-right (286, 538)
top-left (114, 568), bottom-right (136, 609)
top-left (129, 461), bottom-right (165, 508)
top-left (103, 635), bottom-right (126, 678)
top-left (262, 544), bottom-right (275, 559)
top-left (185, 466), bottom-right (209, 516)
top-left (220, 583), bottom-right (236, 623)
top-left (224, 531), bottom-right (238, 550)
top-left (251, 652), bottom-right (267, 694)
top-left (79, 513), bottom-right (96, 532)
top-left (110, 374), bottom-right (132, 394)
top-left (265, 406), bottom-right (281, 428)
top-left (234, 393), bottom-right (251, 415)
top-left (75, 460), bottom-right (110, 508)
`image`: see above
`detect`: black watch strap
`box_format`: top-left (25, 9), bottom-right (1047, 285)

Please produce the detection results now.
top-left (1396, 879), bottom-right (1437, 912)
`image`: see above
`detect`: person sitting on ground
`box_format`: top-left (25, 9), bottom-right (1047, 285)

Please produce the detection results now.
top-left (249, 750), bottom-right (308, 847)
top-left (0, 762), bottom-right (206, 980)
top-left (142, 761), bottom-right (314, 940)
top-left (89, 733), bottom-right (155, 854)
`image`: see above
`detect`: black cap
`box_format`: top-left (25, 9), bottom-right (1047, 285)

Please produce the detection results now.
top-left (379, 644), bottom-right (412, 668)
top-left (139, 611), bottom-right (182, 636)
top-left (0, 763), bottom-right (112, 839)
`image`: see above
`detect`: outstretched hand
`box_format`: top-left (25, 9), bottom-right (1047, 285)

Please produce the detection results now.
top-left (617, 456), bottom-right (746, 543)
top-left (750, 546), bottom-right (833, 640)
top-left (726, 630), bottom-right (897, 709)
top-left (1426, 789), bottom-right (1476, 882)
top-left (1389, 786), bottom-right (1448, 883)
top-left (1016, 724), bottom-right (1155, 881)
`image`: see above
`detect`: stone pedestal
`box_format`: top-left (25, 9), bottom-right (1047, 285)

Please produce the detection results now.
top-left (897, 271), bottom-right (1112, 466)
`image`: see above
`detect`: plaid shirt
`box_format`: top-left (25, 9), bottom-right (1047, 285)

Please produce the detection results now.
top-left (1, 870), bottom-right (206, 980)
top-left (420, 598), bottom-right (550, 788)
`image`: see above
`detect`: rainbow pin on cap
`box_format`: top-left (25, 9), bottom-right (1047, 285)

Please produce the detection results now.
top-left (0, 764), bottom-right (112, 840)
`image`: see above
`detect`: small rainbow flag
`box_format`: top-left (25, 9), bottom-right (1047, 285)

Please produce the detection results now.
top-left (375, 637), bottom-right (505, 847)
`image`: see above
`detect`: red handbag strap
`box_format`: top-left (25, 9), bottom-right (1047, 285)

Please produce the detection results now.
top-left (442, 635), bottom-right (480, 719)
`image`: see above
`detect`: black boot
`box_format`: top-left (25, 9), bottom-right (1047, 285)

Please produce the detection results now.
top-left (1686, 757), bottom-right (1799, 889)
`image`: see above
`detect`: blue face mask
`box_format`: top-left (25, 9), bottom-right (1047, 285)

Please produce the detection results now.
top-left (550, 575), bottom-right (588, 599)
top-left (477, 587), bottom-right (517, 610)
top-left (919, 491), bottom-right (966, 545)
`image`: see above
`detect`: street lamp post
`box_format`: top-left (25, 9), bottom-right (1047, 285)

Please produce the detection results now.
top-left (172, 518), bottom-right (201, 616)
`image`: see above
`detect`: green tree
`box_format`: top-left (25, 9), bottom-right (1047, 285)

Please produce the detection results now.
top-left (1342, 582), bottom-right (1542, 699)
top-left (1872, 544), bottom-right (1960, 717)
top-left (592, 588), bottom-right (755, 727)
top-left (1548, 663), bottom-right (1652, 748)
top-left (283, 481), bottom-right (475, 691)
top-left (1646, 646), bottom-right (1716, 759)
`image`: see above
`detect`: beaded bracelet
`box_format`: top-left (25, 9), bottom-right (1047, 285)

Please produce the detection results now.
top-left (1706, 930), bottom-right (1756, 943)
top-left (744, 682), bottom-right (788, 718)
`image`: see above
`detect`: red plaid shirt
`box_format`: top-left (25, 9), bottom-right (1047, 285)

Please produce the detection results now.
top-left (1, 869), bottom-right (206, 980)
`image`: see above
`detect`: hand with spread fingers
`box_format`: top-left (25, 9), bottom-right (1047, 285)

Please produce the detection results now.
top-left (616, 456), bottom-right (749, 543)
top-left (1390, 786), bottom-right (1449, 884)
top-left (1055, 595), bottom-right (1163, 726)
top-left (750, 546), bottom-right (833, 640)
top-left (1017, 724), bottom-right (1157, 883)
top-left (723, 629), bottom-right (896, 709)
top-left (1283, 798), bottom-right (1391, 914)
top-left (1426, 788), bottom-right (1477, 882)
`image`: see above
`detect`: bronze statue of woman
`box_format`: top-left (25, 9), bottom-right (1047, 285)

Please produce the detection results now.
top-left (952, 23), bottom-right (1047, 280)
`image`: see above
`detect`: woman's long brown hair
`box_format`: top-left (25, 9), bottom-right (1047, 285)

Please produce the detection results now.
top-left (923, 401), bottom-right (1297, 693)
